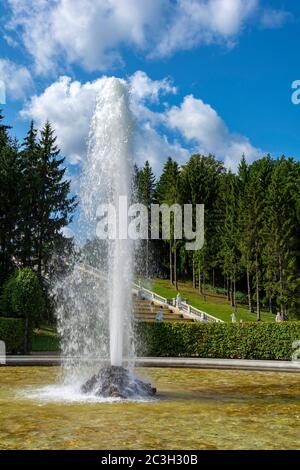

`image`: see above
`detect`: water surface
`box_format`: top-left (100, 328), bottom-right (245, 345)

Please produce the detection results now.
top-left (0, 367), bottom-right (300, 450)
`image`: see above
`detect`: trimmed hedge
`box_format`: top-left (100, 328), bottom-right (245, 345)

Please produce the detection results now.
top-left (0, 317), bottom-right (25, 353)
top-left (32, 332), bottom-right (60, 352)
top-left (136, 322), bottom-right (300, 361)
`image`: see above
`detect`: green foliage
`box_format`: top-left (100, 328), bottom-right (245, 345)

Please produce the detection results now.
top-left (0, 113), bottom-right (20, 283)
top-left (136, 152), bottom-right (300, 319)
top-left (0, 269), bottom-right (45, 324)
top-left (136, 322), bottom-right (300, 360)
top-left (133, 161), bottom-right (157, 278)
top-left (0, 271), bottom-right (17, 315)
top-left (235, 291), bottom-right (247, 305)
top-left (0, 317), bottom-right (25, 353)
top-left (156, 157), bottom-right (182, 284)
top-left (0, 113), bottom-right (77, 285)
top-left (135, 160), bottom-right (156, 207)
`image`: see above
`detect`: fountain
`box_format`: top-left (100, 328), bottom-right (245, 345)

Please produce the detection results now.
top-left (56, 77), bottom-right (155, 399)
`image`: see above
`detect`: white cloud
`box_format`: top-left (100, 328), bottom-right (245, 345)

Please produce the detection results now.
top-left (7, 0), bottom-right (165, 74)
top-left (0, 59), bottom-right (33, 100)
top-left (129, 71), bottom-right (176, 103)
top-left (260, 9), bottom-right (292, 29)
top-left (20, 76), bottom-right (106, 164)
top-left (20, 72), bottom-right (186, 171)
top-left (20, 72), bottom-right (260, 172)
top-left (134, 122), bottom-right (190, 173)
top-left (153, 0), bottom-right (258, 57)
top-left (6, 0), bottom-right (270, 75)
top-left (166, 94), bottom-right (260, 170)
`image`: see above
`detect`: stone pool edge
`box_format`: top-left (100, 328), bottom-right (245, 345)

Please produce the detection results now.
top-left (2, 355), bottom-right (300, 373)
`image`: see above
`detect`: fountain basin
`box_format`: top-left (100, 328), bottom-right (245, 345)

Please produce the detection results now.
top-left (1, 366), bottom-right (300, 450)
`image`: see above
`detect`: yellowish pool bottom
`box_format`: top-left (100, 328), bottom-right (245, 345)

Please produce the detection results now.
top-left (0, 367), bottom-right (300, 450)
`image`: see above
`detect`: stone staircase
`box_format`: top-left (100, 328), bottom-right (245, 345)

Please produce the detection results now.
top-left (133, 298), bottom-right (195, 323)
top-left (75, 263), bottom-right (223, 323)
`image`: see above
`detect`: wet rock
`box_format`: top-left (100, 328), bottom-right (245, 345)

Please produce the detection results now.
top-left (81, 366), bottom-right (156, 399)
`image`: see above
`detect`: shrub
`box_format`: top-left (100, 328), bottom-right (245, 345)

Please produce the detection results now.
top-left (136, 322), bottom-right (300, 361)
top-left (235, 291), bottom-right (248, 305)
top-left (1, 269), bottom-right (45, 319)
top-left (0, 269), bottom-right (45, 352)
top-left (215, 287), bottom-right (227, 296)
top-left (0, 317), bottom-right (25, 353)
top-left (32, 333), bottom-right (60, 352)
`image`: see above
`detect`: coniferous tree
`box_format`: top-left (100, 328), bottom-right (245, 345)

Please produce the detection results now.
top-left (238, 156), bottom-right (254, 313)
top-left (0, 113), bottom-right (20, 282)
top-left (181, 154), bottom-right (224, 297)
top-left (18, 121), bottom-right (40, 266)
top-left (157, 157), bottom-right (181, 286)
top-left (220, 172), bottom-right (240, 310)
top-left (34, 122), bottom-right (77, 276)
top-left (263, 157), bottom-right (300, 318)
top-left (247, 156), bottom-right (274, 320)
top-left (135, 160), bottom-right (156, 278)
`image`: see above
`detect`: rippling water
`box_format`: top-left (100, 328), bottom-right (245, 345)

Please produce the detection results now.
top-left (1, 367), bottom-right (300, 450)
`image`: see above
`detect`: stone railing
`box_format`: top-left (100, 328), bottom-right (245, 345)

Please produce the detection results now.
top-left (180, 302), bottom-right (223, 323)
top-left (133, 282), bottom-right (223, 323)
top-left (75, 266), bottom-right (224, 323)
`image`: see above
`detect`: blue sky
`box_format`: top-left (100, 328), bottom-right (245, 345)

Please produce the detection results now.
top-left (1, 0), bottom-right (300, 179)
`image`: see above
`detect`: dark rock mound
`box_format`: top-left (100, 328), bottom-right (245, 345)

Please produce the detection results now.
top-left (81, 366), bottom-right (156, 399)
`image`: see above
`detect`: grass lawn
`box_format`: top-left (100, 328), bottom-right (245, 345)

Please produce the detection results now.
top-left (142, 278), bottom-right (275, 323)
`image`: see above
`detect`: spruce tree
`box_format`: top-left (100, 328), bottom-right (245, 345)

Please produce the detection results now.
top-left (220, 172), bottom-right (240, 310)
top-left (0, 113), bottom-right (20, 282)
top-left (263, 157), bottom-right (300, 318)
top-left (34, 122), bottom-right (77, 275)
top-left (18, 121), bottom-right (40, 266)
top-left (157, 157), bottom-right (181, 286)
top-left (180, 154), bottom-right (224, 297)
top-left (238, 156), bottom-right (254, 313)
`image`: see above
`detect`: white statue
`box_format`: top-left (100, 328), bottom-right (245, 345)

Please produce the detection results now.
top-left (231, 312), bottom-right (237, 323)
top-left (176, 293), bottom-right (182, 309)
top-left (156, 307), bottom-right (164, 322)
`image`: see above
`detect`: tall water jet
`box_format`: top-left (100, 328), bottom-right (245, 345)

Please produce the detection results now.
top-left (84, 77), bottom-right (133, 368)
top-left (55, 77), bottom-right (155, 399)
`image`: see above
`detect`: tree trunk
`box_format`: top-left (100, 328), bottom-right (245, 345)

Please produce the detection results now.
top-left (198, 265), bottom-right (202, 294)
top-left (269, 296), bottom-right (273, 315)
top-left (212, 268), bottom-right (215, 291)
top-left (174, 246), bottom-right (177, 290)
top-left (256, 265), bottom-right (260, 321)
top-left (246, 265), bottom-right (252, 314)
top-left (146, 239), bottom-right (149, 278)
top-left (169, 240), bottom-right (173, 285)
top-left (192, 256), bottom-right (195, 289)
top-left (233, 275), bottom-right (237, 313)
top-left (230, 278), bottom-right (234, 307)
top-left (256, 282), bottom-right (260, 321)
top-left (227, 277), bottom-right (230, 302)
top-left (203, 270), bottom-right (206, 301)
